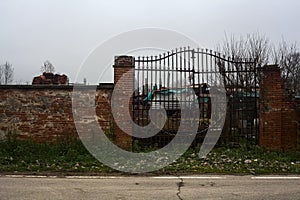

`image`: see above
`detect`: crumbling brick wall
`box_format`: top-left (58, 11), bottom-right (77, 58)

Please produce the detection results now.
top-left (32, 72), bottom-right (68, 85)
top-left (0, 85), bottom-right (113, 142)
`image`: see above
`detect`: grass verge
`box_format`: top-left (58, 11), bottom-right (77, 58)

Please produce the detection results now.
top-left (0, 138), bottom-right (299, 175)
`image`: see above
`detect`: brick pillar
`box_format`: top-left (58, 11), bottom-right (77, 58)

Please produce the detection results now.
top-left (281, 91), bottom-right (298, 150)
top-left (259, 65), bottom-right (297, 151)
top-left (113, 56), bottom-right (134, 149)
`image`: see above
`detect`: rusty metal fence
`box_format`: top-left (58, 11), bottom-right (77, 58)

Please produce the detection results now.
top-left (132, 47), bottom-right (258, 148)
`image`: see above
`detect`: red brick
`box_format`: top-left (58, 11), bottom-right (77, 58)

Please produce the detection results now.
top-left (259, 65), bottom-right (297, 151)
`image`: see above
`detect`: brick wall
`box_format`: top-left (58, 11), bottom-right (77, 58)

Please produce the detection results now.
top-left (0, 85), bottom-right (113, 142)
top-left (0, 56), bottom-right (134, 149)
top-left (1, 64), bottom-right (298, 151)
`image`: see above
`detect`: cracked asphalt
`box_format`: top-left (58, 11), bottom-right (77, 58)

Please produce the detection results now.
top-left (0, 175), bottom-right (300, 200)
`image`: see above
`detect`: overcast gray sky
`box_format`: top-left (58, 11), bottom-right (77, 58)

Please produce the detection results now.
top-left (0, 0), bottom-right (299, 84)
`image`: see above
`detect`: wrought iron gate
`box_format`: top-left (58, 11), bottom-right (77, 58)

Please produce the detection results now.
top-left (132, 47), bottom-right (258, 147)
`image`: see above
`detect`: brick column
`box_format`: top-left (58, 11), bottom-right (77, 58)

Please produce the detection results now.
top-left (113, 56), bottom-right (134, 149)
top-left (281, 90), bottom-right (298, 150)
top-left (259, 65), bottom-right (297, 151)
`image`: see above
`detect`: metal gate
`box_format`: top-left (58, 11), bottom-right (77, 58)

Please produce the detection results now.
top-left (132, 47), bottom-right (258, 147)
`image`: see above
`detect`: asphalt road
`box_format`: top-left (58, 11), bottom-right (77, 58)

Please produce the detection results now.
top-left (0, 175), bottom-right (300, 200)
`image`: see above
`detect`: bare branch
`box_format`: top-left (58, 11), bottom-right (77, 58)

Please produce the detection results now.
top-left (0, 62), bottom-right (14, 84)
top-left (218, 33), bottom-right (271, 89)
top-left (41, 60), bottom-right (55, 73)
top-left (275, 40), bottom-right (300, 94)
